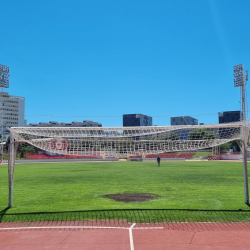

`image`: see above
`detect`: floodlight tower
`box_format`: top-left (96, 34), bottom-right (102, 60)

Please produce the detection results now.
top-left (234, 63), bottom-right (249, 204)
top-left (0, 64), bottom-right (10, 162)
top-left (234, 64), bottom-right (248, 121)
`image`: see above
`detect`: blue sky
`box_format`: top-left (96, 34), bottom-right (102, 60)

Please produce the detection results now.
top-left (1, 0), bottom-right (249, 126)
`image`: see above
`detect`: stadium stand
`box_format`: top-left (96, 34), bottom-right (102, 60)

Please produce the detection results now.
top-left (25, 152), bottom-right (196, 160)
top-left (135, 152), bottom-right (195, 160)
top-left (64, 155), bottom-right (83, 159)
top-left (177, 152), bottom-right (196, 159)
top-left (130, 152), bottom-right (195, 160)
top-left (159, 153), bottom-right (178, 158)
top-left (24, 154), bottom-right (104, 160)
top-left (129, 155), bottom-right (143, 159)
top-left (24, 154), bottom-right (63, 160)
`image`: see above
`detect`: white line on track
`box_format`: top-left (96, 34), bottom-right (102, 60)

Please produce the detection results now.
top-left (0, 225), bottom-right (164, 230)
top-left (133, 227), bottom-right (164, 229)
top-left (129, 223), bottom-right (136, 250)
top-left (0, 226), bottom-right (129, 230)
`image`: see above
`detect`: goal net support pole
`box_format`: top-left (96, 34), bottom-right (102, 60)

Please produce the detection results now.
top-left (243, 145), bottom-right (249, 205)
top-left (8, 134), bottom-right (17, 207)
top-left (239, 139), bottom-right (249, 205)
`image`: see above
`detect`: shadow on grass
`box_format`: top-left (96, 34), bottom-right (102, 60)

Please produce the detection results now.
top-left (1, 208), bottom-right (250, 224)
top-left (0, 207), bottom-right (10, 223)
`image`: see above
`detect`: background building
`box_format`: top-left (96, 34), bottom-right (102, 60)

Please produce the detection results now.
top-left (28, 120), bottom-right (102, 127)
top-left (219, 111), bottom-right (241, 123)
top-left (0, 91), bottom-right (26, 141)
top-left (171, 116), bottom-right (198, 126)
top-left (123, 114), bottom-right (152, 127)
top-left (218, 111), bottom-right (241, 140)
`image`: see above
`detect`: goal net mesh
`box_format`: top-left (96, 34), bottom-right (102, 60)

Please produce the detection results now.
top-left (8, 121), bottom-right (250, 158)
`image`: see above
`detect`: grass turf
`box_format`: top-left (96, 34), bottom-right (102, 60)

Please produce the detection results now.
top-left (191, 152), bottom-right (213, 159)
top-left (0, 161), bottom-right (250, 223)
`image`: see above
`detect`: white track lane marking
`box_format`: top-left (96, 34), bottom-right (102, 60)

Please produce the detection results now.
top-left (0, 225), bottom-right (164, 230)
top-left (0, 226), bottom-right (129, 230)
top-left (129, 223), bottom-right (136, 250)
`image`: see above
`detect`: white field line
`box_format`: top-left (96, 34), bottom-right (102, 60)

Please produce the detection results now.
top-left (0, 226), bottom-right (129, 230)
top-left (0, 225), bottom-right (164, 230)
top-left (129, 223), bottom-right (136, 250)
top-left (133, 227), bottom-right (164, 229)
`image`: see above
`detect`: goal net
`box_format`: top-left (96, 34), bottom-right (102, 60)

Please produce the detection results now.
top-left (8, 121), bottom-right (250, 158)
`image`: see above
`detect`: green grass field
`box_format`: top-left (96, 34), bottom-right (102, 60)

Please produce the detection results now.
top-left (1, 161), bottom-right (250, 223)
top-left (191, 152), bottom-right (213, 159)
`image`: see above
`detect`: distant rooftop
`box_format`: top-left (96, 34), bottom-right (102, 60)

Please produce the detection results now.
top-left (27, 120), bottom-right (102, 127)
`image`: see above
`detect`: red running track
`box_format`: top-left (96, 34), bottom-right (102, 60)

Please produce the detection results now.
top-left (1, 221), bottom-right (250, 249)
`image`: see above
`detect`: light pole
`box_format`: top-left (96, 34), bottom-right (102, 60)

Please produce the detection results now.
top-left (234, 64), bottom-right (249, 204)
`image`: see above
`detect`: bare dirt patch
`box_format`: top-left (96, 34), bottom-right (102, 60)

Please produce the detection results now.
top-left (106, 193), bottom-right (157, 203)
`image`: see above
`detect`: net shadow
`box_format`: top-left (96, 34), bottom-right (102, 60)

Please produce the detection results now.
top-left (1, 208), bottom-right (250, 229)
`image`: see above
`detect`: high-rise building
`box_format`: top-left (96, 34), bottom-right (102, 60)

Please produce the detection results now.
top-left (218, 111), bottom-right (241, 123)
top-left (123, 114), bottom-right (152, 127)
top-left (171, 116), bottom-right (198, 126)
top-left (0, 91), bottom-right (26, 141)
top-left (218, 111), bottom-right (241, 140)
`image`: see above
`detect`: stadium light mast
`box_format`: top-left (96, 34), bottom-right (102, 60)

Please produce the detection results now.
top-left (234, 63), bottom-right (249, 205)
top-left (0, 64), bottom-right (10, 162)
top-left (234, 64), bottom-right (248, 121)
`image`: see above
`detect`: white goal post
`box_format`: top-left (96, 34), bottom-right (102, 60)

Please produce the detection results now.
top-left (7, 121), bottom-right (250, 207)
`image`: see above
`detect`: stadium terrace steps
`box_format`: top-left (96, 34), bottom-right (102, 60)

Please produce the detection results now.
top-left (24, 154), bottom-right (103, 160)
top-left (177, 152), bottom-right (196, 159)
top-left (130, 152), bottom-right (195, 160)
top-left (24, 152), bottom-right (196, 160)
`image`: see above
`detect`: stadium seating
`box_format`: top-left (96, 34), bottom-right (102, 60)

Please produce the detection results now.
top-left (159, 153), bottom-right (178, 158)
top-left (64, 155), bottom-right (83, 159)
top-left (129, 155), bottom-right (143, 159)
top-left (25, 152), bottom-right (196, 160)
top-left (177, 152), bottom-right (196, 159)
top-left (24, 154), bottom-right (63, 159)
top-left (24, 154), bottom-right (105, 160)
top-left (143, 152), bottom-right (195, 159)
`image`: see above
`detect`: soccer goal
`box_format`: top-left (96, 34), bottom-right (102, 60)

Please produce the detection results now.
top-left (7, 120), bottom-right (250, 207)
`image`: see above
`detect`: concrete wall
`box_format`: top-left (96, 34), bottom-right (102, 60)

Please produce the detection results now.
top-left (221, 154), bottom-right (242, 160)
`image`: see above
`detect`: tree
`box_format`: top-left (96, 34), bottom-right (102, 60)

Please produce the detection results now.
top-left (165, 133), bottom-right (179, 140)
top-left (203, 131), bottom-right (216, 140)
top-left (230, 140), bottom-right (240, 151)
top-left (189, 129), bottom-right (215, 140)
top-left (220, 140), bottom-right (241, 152)
top-left (189, 128), bottom-right (206, 140)
top-left (220, 143), bottom-right (231, 151)
top-left (18, 144), bottom-right (36, 157)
